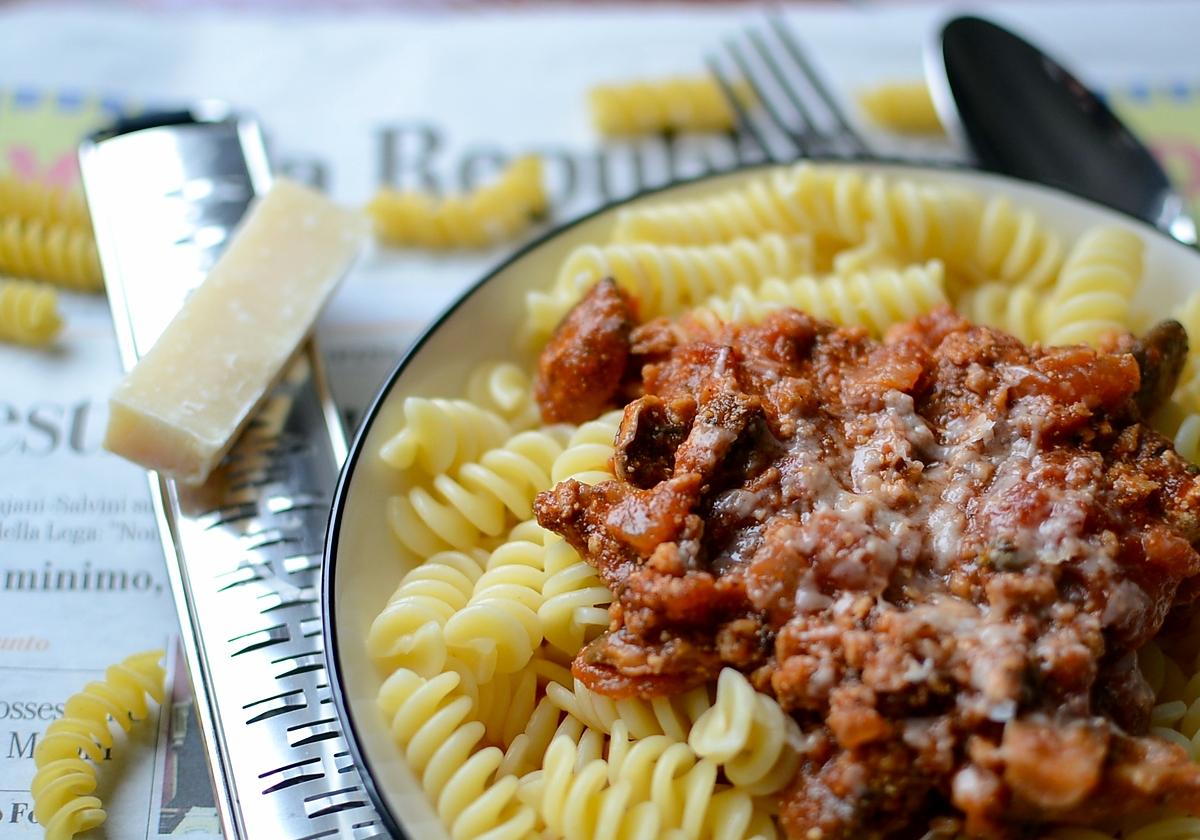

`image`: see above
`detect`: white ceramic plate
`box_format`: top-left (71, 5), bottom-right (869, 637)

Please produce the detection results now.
top-left (323, 161), bottom-right (1200, 839)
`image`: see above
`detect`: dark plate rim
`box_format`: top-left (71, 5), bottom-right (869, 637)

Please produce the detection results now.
top-left (321, 156), bottom-right (1198, 840)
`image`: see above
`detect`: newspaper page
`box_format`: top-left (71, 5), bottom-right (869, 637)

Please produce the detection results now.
top-left (2, 2), bottom-right (1200, 836)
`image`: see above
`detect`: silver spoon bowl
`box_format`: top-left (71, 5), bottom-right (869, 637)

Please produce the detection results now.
top-left (926, 14), bottom-right (1196, 246)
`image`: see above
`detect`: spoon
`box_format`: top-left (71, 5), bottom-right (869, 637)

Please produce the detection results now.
top-left (925, 14), bottom-right (1197, 246)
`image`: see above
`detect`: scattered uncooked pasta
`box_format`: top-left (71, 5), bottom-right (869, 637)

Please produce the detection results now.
top-left (0, 215), bottom-right (103, 291)
top-left (366, 164), bottom-right (1200, 839)
top-left (30, 650), bottom-right (165, 840)
top-left (0, 277), bottom-right (63, 346)
top-left (367, 156), bottom-right (547, 249)
top-left (857, 80), bottom-right (944, 134)
top-left (0, 174), bottom-right (91, 228)
top-left (588, 75), bottom-right (751, 136)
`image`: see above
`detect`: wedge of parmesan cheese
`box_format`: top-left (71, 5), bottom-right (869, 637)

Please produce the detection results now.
top-left (104, 178), bottom-right (367, 484)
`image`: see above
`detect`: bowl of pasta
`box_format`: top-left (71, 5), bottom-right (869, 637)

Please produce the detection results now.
top-left (324, 160), bottom-right (1200, 840)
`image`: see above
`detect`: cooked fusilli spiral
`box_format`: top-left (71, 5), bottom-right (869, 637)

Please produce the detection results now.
top-left (688, 669), bottom-right (801, 796)
top-left (367, 548), bottom-right (487, 676)
top-left (829, 227), bottom-right (899, 275)
top-left (1175, 414), bottom-right (1200, 465)
top-left (611, 164), bottom-right (1069, 294)
top-left (31, 650), bottom-right (165, 840)
top-left (973, 195), bottom-right (1064, 289)
top-left (444, 533), bottom-right (548, 681)
top-left (0, 216), bottom-right (103, 291)
top-left (0, 277), bottom-right (63, 346)
top-left (0, 175), bottom-right (90, 228)
top-left (1041, 225), bottom-right (1143, 346)
top-left (612, 173), bottom-right (809, 246)
top-left (379, 397), bottom-right (513, 475)
top-left (368, 156), bottom-right (547, 249)
top-left (546, 678), bottom-right (712, 742)
top-left (589, 76), bottom-right (747, 136)
top-left (471, 662), bottom-right (548, 751)
top-left (525, 234), bottom-right (814, 342)
top-left (1169, 292), bottom-right (1200, 418)
top-left (694, 261), bottom-right (947, 337)
top-left (611, 165), bottom-right (977, 266)
top-left (954, 280), bottom-right (1041, 343)
top-left (378, 668), bottom-right (536, 839)
top-left (387, 425), bottom-right (571, 558)
top-left (862, 175), bottom-right (981, 270)
top-left (550, 410), bottom-right (622, 486)
top-left (1057, 641), bottom-right (1200, 840)
top-left (537, 727), bottom-right (778, 840)
top-left (466, 360), bottom-right (540, 430)
top-left (497, 694), bottom-right (567, 779)
top-left (539, 535), bottom-right (612, 657)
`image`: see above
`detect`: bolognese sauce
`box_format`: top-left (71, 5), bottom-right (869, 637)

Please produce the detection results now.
top-left (534, 282), bottom-right (1200, 838)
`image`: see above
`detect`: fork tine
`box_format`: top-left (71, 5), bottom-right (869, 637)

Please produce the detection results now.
top-left (706, 53), bottom-right (779, 163)
top-left (767, 11), bottom-right (871, 157)
top-left (744, 28), bottom-right (816, 156)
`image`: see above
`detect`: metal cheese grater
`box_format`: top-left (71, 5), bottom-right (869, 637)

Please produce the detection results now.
top-left (79, 107), bottom-right (386, 840)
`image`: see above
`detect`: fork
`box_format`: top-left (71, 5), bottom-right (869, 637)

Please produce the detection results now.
top-left (707, 13), bottom-right (873, 162)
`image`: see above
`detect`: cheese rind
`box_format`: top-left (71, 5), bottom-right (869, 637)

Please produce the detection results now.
top-left (104, 178), bottom-right (367, 484)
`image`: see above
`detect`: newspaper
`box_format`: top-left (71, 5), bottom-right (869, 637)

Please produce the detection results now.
top-left (1, 1), bottom-right (1200, 836)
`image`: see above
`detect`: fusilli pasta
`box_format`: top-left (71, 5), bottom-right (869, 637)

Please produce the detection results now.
top-left (1168, 292), bottom-right (1200, 425)
top-left (612, 165), bottom-right (978, 267)
top-left (0, 216), bottom-right (103, 291)
top-left (550, 411), bottom-right (622, 486)
top-left (954, 280), bottom-right (1041, 343)
top-left (546, 678), bottom-right (711, 742)
top-left (31, 650), bottom-right (165, 840)
top-left (525, 234), bottom-right (813, 343)
top-left (444, 532), bottom-right (548, 681)
top-left (379, 397), bottom-right (513, 475)
top-left (0, 277), bottom-right (63, 346)
top-left (1175, 415), bottom-right (1200, 465)
top-left (589, 76), bottom-right (748, 137)
top-left (378, 668), bottom-right (536, 839)
top-left (688, 669), bottom-right (801, 796)
top-left (609, 171), bottom-right (806, 244)
top-left (694, 261), bottom-right (947, 336)
top-left (539, 535), bottom-right (611, 657)
top-left (1041, 225), bottom-right (1143, 347)
top-left (974, 195), bottom-right (1065, 289)
top-left (538, 727), bottom-right (778, 840)
top-left (612, 164), bottom-right (1068, 292)
top-left (367, 548), bottom-right (487, 676)
top-left (368, 156), bottom-right (547, 249)
top-left (466, 360), bottom-right (540, 430)
top-left (0, 174), bottom-right (90, 228)
top-left (386, 425), bottom-right (571, 558)
top-left (857, 81), bottom-right (943, 135)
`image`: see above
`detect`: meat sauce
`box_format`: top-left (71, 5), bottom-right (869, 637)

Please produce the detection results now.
top-left (533, 283), bottom-right (1200, 838)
